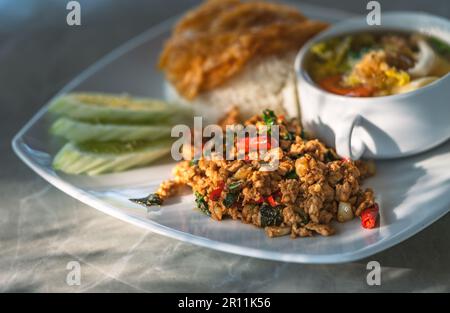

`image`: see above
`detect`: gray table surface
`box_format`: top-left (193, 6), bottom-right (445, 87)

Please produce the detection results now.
top-left (1, 0), bottom-right (449, 292)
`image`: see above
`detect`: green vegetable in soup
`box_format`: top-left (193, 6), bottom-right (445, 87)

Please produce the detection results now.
top-left (309, 36), bottom-right (353, 81)
top-left (307, 31), bottom-right (450, 97)
top-left (428, 37), bottom-right (450, 57)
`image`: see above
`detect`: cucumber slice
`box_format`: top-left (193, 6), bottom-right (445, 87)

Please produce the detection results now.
top-left (53, 139), bottom-right (172, 175)
top-left (50, 117), bottom-right (172, 143)
top-left (48, 92), bottom-right (192, 124)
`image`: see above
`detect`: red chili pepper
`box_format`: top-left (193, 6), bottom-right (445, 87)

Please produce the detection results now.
top-left (237, 136), bottom-right (250, 153)
top-left (319, 75), bottom-right (374, 97)
top-left (256, 196), bottom-right (264, 204)
top-left (256, 135), bottom-right (271, 151)
top-left (210, 181), bottom-right (225, 201)
top-left (361, 203), bottom-right (379, 229)
top-left (237, 135), bottom-right (273, 153)
top-left (266, 195), bottom-right (277, 207)
top-left (342, 157), bottom-right (351, 163)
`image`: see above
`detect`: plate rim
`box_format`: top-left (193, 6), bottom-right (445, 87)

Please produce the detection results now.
top-left (11, 135), bottom-right (450, 263)
top-left (11, 3), bottom-right (450, 264)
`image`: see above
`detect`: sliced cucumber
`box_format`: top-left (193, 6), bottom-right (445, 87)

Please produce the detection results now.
top-left (50, 117), bottom-right (172, 143)
top-left (53, 139), bottom-right (172, 175)
top-left (48, 92), bottom-right (192, 124)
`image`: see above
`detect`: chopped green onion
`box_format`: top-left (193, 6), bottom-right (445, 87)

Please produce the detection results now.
top-left (228, 181), bottom-right (243, 191)
top-left (189, 159), bottom-right (199, 166)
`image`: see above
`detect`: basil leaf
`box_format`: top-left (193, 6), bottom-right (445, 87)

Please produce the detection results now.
top-left (285, 170), bottom-right (298, 179)
top-left (195, 192), bottom-right (210, 216)
top-left (130, 193), bottom-right (163, 207)
top-left (223, 193), bottom-right (237, 208)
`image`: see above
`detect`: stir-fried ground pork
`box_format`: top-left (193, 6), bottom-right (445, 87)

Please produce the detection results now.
top-left (144, 108), bottom-right (376, 238)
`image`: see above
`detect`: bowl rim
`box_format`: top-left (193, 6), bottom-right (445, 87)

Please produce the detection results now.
top-left (295, 11), bottom-right (450, 103)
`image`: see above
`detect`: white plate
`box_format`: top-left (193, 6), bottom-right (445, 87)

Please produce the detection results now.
top-left (12, 4), bottom-right (450, 263)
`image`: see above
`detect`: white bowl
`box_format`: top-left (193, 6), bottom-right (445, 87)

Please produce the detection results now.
top-left (295, 12), bottom-right (450, 159)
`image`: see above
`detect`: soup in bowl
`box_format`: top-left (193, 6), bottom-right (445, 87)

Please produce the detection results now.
top-left (307, 31), bottom-right (450, 97)
top-left (295, 12), bottom-right (450, 159)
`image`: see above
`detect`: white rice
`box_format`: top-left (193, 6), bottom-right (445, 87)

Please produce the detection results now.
top-left (164, 52), bottom-right (300, 123)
